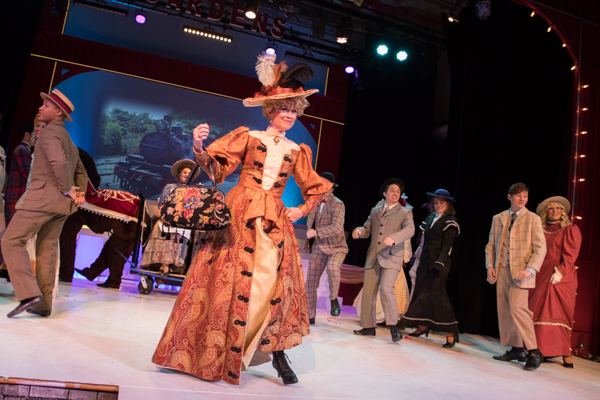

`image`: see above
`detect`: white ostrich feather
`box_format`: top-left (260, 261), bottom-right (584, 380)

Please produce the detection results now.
top-left (255, 53), bottom-right (276, 87)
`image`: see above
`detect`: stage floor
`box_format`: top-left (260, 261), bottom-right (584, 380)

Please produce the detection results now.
top-left (1, 263), bottom-right (599, 400)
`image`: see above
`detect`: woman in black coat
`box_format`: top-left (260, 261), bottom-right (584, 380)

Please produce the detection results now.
top-left (400, 189), bottom-right (460, 347)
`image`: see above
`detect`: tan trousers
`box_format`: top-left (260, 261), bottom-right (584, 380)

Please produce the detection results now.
top-left (1, 209), bottom-right (68, 311)
top-left (497, 264), bottom-right (537, 349)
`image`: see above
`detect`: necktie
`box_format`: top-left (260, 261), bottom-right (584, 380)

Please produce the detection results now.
top-left (382, 207), bottom-right (389, 217)
top-left (509, 213), bottom-right (517, 231)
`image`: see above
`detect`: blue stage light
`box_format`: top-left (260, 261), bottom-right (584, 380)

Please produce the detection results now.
top-left (377, 45), bottom-right (388, 56)
top-left (396, 51), bottom-right (408, 61)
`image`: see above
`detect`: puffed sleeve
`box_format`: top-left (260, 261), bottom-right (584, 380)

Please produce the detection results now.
top-left (557, 224), bottom-right (582, 277)
top-left (291, 143), bottom-right (333, 217)
top-left (194, 127), bottom-right (249, 184)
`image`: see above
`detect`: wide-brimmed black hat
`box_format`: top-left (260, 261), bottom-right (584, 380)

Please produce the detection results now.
top-left (380, 178), bottom-right (405, 197)
top-left (320, 172), bottom-right (338, 188)
top-left (426, 188), bottom-right (455, 203)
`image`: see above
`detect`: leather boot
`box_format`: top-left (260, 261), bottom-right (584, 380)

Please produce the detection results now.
top-left (272, 351), bottom-right (298, 384)
top-left (330, 298), bottom-right (341, 316)
top-left (390, 325), bottom-right (403, 342)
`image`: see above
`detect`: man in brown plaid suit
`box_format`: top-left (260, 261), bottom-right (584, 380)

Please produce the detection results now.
top-left (302, 172), bottom-right (348, 324)
top-left (485, 182), bottom-right (547, 371)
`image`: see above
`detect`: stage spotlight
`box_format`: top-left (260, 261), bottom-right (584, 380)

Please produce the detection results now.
top-left (345, 65), bottom-right (355, 74)
top-left (547, 25), bottom-right (552, 32)
top-left (377, 45), bottom-right (388, 56)
top-left (562, 43), bottom-right (567, 47)
top-left (135, 12), bottom-right (147, 24)
top-left (530, 10), bottom-right (536, 17)
top-left (245, 0), bottom-right (259, 20)
top-left (337, 22), bottom-right (349, 44)
top-left (396, 51), bottom-right (408, 61)
top-left (265, 44), bottom-right (277, 56)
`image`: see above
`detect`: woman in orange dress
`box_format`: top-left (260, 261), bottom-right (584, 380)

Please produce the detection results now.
top-left (529, 196), bottom-right (581, 368)
top-left (152, 53), bottom-right (332, 385)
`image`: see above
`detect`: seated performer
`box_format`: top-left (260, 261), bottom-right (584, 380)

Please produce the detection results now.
top-left (529, 196), bottom-right (581, 368)
top-left (485, 182), bottom-right (546, 371)
top-left (140, 159), bottom-right (199, 275)
top-left (302, 172), bottom-right (348, 324)
top-left (352, 178), bottom-right (415, 342)
top-left (151, 53), bottom-right (332, 385)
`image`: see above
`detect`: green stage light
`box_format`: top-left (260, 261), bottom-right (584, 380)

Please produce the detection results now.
top-left (377, 45), bottom-right (389, 56)
top-left (396, 51), bottom-right (408, 61)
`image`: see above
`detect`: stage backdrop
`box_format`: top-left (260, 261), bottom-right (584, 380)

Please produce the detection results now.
top-left (52, 70), bottom-right (315, 206)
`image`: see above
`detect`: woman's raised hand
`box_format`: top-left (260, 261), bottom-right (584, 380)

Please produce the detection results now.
top-left (193, 123), bottom-right (210, 153)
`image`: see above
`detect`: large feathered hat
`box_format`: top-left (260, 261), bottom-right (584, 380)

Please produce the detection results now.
top-left (243, 53), bottom-right (319, 107)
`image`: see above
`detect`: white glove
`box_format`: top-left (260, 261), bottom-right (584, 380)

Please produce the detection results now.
top-left (550, 267), bottom-right (563, 285)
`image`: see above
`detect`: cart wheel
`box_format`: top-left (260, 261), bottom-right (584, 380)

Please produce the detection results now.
top-left (138, 276), bottom-right (154, 295)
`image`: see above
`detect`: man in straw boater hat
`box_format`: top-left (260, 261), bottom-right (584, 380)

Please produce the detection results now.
top-left (302, 172), bottom-right (348, 324)
top-left (485, 182), bottom-right (546, 371)
top-left (2, 89), bottom-right (88, 318)
top-left (352, 178), bottom-right (415, 342)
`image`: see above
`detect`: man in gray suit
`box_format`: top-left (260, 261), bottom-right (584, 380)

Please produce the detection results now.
top-left (352, 178), bottom-right (415, 342)
top-left (2, 89), bottom-right (87, 318)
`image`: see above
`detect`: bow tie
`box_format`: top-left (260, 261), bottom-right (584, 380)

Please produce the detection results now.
top-left (320, 200), bottom-right (327, 204)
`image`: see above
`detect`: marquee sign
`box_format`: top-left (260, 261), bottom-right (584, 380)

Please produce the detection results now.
top-left (146, 0), bottom-right (287, 38)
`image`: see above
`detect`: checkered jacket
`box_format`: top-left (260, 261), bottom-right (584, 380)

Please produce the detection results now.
top-left (4, 142), bottom-right (31, 223)
top-left (302, 193), bottom-right (348, 255)
top-left (485, 207), bottom-right (547, 289)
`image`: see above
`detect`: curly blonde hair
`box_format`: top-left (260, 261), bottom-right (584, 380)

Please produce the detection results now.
top-left (261, 97), bottom-right (309, 120)
top-left (540, 202), bottom-right (571, 228)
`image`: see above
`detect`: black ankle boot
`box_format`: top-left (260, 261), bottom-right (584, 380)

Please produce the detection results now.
top-left (272, 351), bottom-right (298, 385)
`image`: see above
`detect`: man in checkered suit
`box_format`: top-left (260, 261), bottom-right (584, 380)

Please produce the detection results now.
top-left (302, 172), bottom-right (348, 324)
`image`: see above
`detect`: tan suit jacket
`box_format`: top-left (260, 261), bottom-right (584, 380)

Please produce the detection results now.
top-left (16, 120), bottom-right (87, 215)
top-left (485, 207), bottom-right (546, 289)
top-left (356, 203), bottom-right (415, 271)
top-left (302, 193), bottom-right (348, 255)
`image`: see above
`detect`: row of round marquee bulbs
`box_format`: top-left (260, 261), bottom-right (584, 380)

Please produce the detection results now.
top-left (183, 27), bottom-right (232, 42)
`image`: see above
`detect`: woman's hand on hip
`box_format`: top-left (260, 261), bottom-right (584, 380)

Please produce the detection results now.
top-left (193, 123), bottom-right (210, 152)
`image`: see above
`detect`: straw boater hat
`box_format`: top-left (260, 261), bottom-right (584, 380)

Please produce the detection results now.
top-left (536, 196), bottom-right (570, 216)
top-left (40, 89), bottom-right (74, 122)
top-left (243, 53), bottom-right (319, 107)
top-left (171, 159), bottom-right (200, 182)
top-left (426, 188), bottom-right (455, 203)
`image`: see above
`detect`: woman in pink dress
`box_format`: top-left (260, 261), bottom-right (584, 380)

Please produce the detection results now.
top-left (529, 196), bottom-right (581, 368)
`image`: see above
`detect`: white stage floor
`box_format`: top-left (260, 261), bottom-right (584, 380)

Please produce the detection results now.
top-left (1, 261), bottom-right (599, 400)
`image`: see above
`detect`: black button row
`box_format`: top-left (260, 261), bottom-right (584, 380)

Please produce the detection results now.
top-left (270, 298), bottom-right (282, 305)
top-left (231, 346), bottom-right (241, 353)
top-left (244, 247), bottom-right (254, 253)
top-left (238, 295), bottom-right (249, 302)
top-left (234, 320), bottom-right (246, 326)
top-left (241, 270), bottom-right (253, 277)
